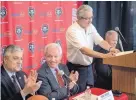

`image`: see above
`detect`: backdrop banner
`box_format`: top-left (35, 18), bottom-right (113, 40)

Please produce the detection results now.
top-left (0, 1), bottom-right (82, 73)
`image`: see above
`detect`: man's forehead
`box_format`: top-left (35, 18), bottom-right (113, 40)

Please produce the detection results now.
top-left (7, 51), bottom-right (23, 56)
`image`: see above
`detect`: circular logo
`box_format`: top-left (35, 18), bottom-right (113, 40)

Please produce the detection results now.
top-left (28, 42), bottom-right (35, 53)
top-left (55, 7), bottom-right (62, 17)
top-left (28, 7), bottom-right (35, 18)
top-left (1, 45), bottom-right (7, 56)
top-left (55, 40), bottom-right (61, 46)
top-left (41, 57), bottom-right (46, 65)
top-left (15, 26), bottom-right (22, 38)
top-left (41, 24), bottom-right (49, 34)
top-left (0, 6), bottom-right (7, 18)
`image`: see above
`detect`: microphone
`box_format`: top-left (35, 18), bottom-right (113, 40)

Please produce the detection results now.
top-left (58, 70), bottom-right (76, 85)
top-left (59, 70), bottom-right (79, 95)
top-left (115, 27), bottom-right (128, 44)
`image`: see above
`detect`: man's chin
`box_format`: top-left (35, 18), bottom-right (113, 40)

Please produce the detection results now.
top-left (15, 68), bottom-right (22, 72)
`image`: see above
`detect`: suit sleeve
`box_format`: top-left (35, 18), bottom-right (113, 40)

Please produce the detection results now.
top-left (37, 70), bottom-right (68, 100)
top-left (1, 84), bottom-right (23, 100)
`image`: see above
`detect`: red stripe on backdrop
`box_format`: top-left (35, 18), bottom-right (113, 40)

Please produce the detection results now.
top-left (0, 1), bottom-right (82, 74)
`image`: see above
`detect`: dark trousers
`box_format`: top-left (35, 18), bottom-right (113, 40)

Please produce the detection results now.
top-left (67, 62), bottom-right (94, 93)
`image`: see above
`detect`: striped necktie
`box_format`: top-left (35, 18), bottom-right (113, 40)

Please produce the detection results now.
top-left (11, 75), bottom-right (20, 93)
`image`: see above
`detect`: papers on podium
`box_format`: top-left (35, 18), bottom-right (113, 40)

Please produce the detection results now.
top-left (97, 91), bottom-right (114, 100)
top-left (72, 92), bottom-right (97, 100)
top-left (72, 90), bottom-right (114, 100)
top-left (115, 50), bottom-right (134, 56)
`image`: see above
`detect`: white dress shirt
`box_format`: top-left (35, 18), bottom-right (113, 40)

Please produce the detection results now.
top-left (66, 22), bottom-right (103, 65)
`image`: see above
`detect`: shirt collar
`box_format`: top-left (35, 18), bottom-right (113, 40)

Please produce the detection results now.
top-left (4, 66), bottom-right (15, 78)
top-left (50, 66), bottom-right (60, 72)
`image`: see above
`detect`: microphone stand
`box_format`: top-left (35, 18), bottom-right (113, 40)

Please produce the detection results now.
top-left (118, 35), bottom-right (124, 52)
top-left (66, 79), bottom-right (70, 100)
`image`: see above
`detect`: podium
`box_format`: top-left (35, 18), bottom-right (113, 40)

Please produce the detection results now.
top-left (103, 52), bottom-right (136, 100)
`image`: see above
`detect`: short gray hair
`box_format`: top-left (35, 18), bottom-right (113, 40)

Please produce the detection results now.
top-left (105, 30), bottom-right (118, 39)
top-left (77, 5), bottom-right (93, 19)
top-left (3, 44), bottom-right (23, 57)
top-left (44, 43), bottom-right (62, 56)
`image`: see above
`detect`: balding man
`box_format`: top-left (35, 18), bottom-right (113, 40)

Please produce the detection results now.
top-left (94, 30), bottom-right (118, 90)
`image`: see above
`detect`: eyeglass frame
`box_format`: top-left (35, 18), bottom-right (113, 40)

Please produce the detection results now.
top-left (80, 16), bottom-right (93, 21)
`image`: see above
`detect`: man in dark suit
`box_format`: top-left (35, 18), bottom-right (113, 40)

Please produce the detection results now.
top-left (37, 43), bottom-right (79, 100)
top-left (94, 30), bottom-right (118, 90)
top-left (1, 44), bottom-right (42, 100)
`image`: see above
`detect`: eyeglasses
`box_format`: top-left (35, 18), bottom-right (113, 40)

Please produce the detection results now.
top-left (81, 17), bottom-right (93, 21)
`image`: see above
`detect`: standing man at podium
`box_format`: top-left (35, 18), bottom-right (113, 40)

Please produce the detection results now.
top-left (66, 5), bottom-right (119, 93)
top-left (94, 30), bottom-right (118, 90)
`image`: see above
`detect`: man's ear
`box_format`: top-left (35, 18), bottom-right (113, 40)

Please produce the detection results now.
top-left (3, 56), bottom-right (7, 63)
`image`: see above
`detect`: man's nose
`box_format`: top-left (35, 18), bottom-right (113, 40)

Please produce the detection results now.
top-left (18, 59), bottom-right (22, 64)
top-left (51, 57), bottom-right (56, 61)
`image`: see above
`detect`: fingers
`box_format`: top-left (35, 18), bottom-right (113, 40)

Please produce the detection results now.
top-left (104, 53), bottom-right (114, 58)
top-left (110, 48), bottom-right (120, 54)
top-left (74, 71), bottom-right (79, 82)
top-left (70, 70), bottom-right (74, 74)
top-left (24, 75), bottom-right (27, 84)
top-left (33, 81), bottom-right (42, 92)
top-left (36, 81), bottom-right (42, 87)
top-left (75, 71), bottom-right (79, 76)
top-left (110, 52), bottom-right (116, 56)
top-left (28, 70), bottom-right (38, 82)
top-left (30, 70), bottom-right (37, 78)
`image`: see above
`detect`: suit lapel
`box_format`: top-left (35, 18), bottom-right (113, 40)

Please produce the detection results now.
top-left (16, 72), bottom-right (25, 89)
top-left (1, 66), bottom-right (17, 93)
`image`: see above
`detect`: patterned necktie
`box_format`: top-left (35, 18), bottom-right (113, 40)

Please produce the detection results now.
top-left (11, 75), bottom-right (20, 93)
top-left (55, 69), bottom-right (64, 87)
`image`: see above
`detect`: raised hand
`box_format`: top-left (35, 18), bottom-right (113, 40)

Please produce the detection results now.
top-left (69, 71), bottom-right (79, 89)
top-left (21, 70), bottom-right (42, 96)
top-left (27, 70), bottom-right (37, 83)
top-left (69, 70), bottom-right (79, 82)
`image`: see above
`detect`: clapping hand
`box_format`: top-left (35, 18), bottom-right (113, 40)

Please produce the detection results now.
top-left (69, 70), bottom-right (79, 89)
top-left (69, 70), bottom-right (79, 82)
top-left (21, 70), bottom-right (42, 96)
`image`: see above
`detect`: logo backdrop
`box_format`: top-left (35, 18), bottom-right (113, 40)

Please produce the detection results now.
top-left (0, 1), bottom-right (82, 73)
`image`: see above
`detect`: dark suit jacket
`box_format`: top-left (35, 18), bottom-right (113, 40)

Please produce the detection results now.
top-left (94, 48), bottom-right (112, 90)
top-left (37, 62), bottom-right (78, 100)
top-left (1, 65), bottom-right (30, 100)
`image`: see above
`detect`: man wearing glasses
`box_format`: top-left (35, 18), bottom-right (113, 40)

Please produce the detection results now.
top-left (66, 5), bottom-right (119, 93)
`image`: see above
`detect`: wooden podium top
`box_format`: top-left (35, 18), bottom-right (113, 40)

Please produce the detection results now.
top-left (103, 52), bottom-right (136, 68)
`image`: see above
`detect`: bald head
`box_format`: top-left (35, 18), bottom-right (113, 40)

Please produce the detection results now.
top-left (105, 30), bottom-right (118, 48)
